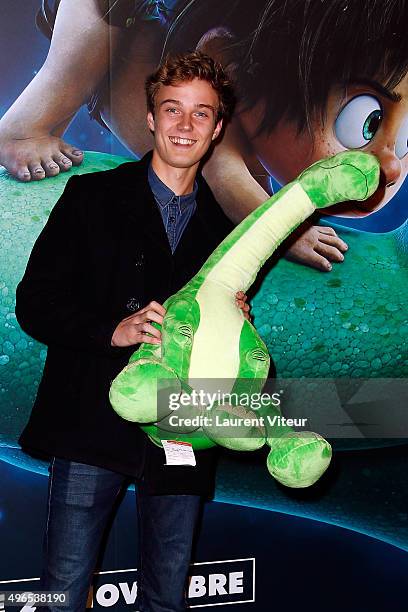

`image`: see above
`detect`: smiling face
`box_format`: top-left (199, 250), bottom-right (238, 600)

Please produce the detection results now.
top-left (239, 72), bottom-right (408, 217)
top-left (147, 78), bottom-right (223, 176)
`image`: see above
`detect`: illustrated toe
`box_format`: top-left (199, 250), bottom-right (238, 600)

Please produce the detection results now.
top-left (28, 163), bottom-right (46, 180)
top-left (44, 159), bottom-right (60, 177)
top-left (55, 155), bottom-right (73, 171)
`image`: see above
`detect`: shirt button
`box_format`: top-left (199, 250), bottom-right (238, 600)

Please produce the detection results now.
top-left (126, 298), bottom-right (140, 312)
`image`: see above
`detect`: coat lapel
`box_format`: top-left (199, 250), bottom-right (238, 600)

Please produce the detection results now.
top-left (102, 152), bottom-right (173, 307)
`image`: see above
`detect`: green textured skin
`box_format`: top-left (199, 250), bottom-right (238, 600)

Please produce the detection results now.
top-left (252, 222), bottom-right (407, 379)
top-left (110, 152), bottom-right (380, 488)
top-left (0, 151), bottom-right (405, 486)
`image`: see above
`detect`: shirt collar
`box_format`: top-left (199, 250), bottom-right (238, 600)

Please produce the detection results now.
top-left (148, 163), bottom-right (198, 212)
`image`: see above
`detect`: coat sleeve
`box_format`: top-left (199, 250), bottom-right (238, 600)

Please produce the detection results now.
top-left (15, 175), bottom-right (123, 355)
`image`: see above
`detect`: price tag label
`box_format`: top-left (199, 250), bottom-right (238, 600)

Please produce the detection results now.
top-left (162, 440), bottom-right (196, 466)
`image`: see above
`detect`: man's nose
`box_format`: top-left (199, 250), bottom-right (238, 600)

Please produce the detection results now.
top-left (177, 114), bottom-right (193, 131)
top-left (370, 142), bottom-right (402, 187)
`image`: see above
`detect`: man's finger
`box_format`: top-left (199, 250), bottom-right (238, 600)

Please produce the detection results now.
top-left (314, 242), bottom-right (345, 262)
top-left (140, 333), bottom-right (161, 345)
top-left (317, 225), bottom-right (337, 236)
top-left (140, 322), bottom-right (162, 339)
top-left (138, 301), bottom-right (166, 317)
top-left (301, 250), bottom-right (333, 271)
top-left (148, 300), bottom-right (166, 316)
top-left (318, 232), bottom-right (348, 251)
top-left (141, 310), bottom-right (165, 325)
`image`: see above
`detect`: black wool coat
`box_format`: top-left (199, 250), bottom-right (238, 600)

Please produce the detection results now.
top-left (16, 151), bottom-right (234, 498)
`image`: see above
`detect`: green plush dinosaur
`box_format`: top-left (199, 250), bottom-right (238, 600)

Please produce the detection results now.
top-left (109, 151), bottom-right (380, 488)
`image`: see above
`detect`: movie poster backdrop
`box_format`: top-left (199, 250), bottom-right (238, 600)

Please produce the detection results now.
top-left (0, 1), bottom-right (407, 610)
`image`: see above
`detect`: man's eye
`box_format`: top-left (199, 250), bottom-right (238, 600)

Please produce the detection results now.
top-left (335, 95), bottom-right (382, 148)
top-left (395, 115), bottom-right (408, 159)
top-left (166, 108), bottom-right (179, 114)
top-left (195, 112), bottom-right (208, 118)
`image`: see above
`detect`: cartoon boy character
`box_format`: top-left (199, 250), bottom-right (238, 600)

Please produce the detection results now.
top-left (164, 0), bottom-right (408, 219)
top-left (1, 0), bottom-right (407, 270)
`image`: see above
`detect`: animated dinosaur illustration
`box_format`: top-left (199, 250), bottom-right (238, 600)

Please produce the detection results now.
top-left (109, 151), bottom-right (380, 488)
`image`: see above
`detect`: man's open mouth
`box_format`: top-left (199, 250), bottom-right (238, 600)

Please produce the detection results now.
top-left (169, 136), bottom-right (197, 146)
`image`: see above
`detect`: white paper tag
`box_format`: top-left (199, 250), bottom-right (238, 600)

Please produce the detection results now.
top-left (162, 440), bottom-right (196, 466)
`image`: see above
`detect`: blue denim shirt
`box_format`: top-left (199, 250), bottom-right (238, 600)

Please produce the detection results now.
top-left (148, 163), bottom-right (198, 253)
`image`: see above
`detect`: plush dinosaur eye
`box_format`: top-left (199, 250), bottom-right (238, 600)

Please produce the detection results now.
top-left (250, 348), bottom-right (269, 361)
top-left (178, 324), bottom-right (193, 340)
top-left (335, 95), bottom-right (382, 149)
top-left (395, 115), bottom-right (408, 159)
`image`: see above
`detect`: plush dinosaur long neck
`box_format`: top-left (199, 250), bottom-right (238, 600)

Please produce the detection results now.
top-left (188, 182), bottom-right (314, 295)
top-left (184, 181), bottom-right (314, 384)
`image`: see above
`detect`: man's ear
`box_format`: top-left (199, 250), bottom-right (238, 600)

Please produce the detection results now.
top-left (212, 119), bottom-right (223, 140)
top-left (147, 112), bottom-right (155, 132)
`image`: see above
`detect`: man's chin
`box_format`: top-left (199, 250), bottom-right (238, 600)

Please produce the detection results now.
top-left (167, 154), bottom-right (201, 169)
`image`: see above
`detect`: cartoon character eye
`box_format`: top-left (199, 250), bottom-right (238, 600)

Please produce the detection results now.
top-left (395, 115), bottom-right (408, 159)
top-left (335, 95), bottom-right (382, 149)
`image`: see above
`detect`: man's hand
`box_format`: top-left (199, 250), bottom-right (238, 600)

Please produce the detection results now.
top-left (283, 221), bottom-right (348, 272)
top-left (111, 301), bottom-right (166, 347)
top-left (112, 294), bottom-right (250, 348)
top-left (236, 291), bottom-right (251, 321)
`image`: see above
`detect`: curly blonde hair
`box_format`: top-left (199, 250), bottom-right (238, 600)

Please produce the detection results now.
top-left (145, 51), bottom-right (235, 123)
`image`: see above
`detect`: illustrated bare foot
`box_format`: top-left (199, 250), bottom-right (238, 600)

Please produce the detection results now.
top-left (0, 134), bottom-right (84, 181)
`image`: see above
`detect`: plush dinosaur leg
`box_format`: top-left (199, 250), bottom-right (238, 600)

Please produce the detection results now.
top-left (109, 357), bottom-right (181, 423)
top-left (110, 295), bottom-right (201, 424)
top-left (202, 318), bottom-right (332, 487)
top-left (256, 400), bottom-right (332, 488)
top-left (159, 293), bottom-right (201, 381)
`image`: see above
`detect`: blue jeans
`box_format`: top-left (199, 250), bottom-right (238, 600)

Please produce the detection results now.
top-left (38, 458), bottom-right (202, 611)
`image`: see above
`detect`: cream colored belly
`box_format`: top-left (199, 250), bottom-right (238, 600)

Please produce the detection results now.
top-left (188, 281), bottom-right (243, 387)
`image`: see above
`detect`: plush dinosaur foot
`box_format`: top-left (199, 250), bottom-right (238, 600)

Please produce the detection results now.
top-left (299, 150), bottom-right (380, 209)
top-left (267, 431), bottom-right (332, 488)
top-left (109, 358), bottom-right (181, 423)
top-left (203, 404), bottom-right (266, 451)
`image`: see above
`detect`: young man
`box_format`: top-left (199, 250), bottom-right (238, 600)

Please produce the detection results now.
top-left (16, 51), bottom-right (247, 612)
